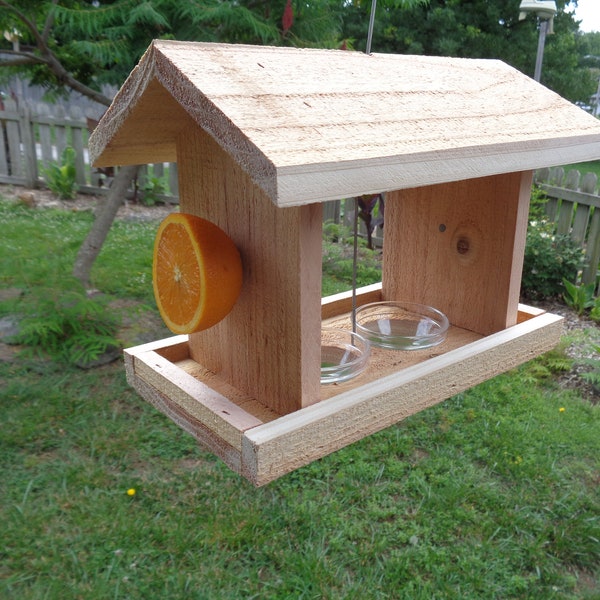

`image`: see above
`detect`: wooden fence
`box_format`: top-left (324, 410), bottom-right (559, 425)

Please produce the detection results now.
top-left (1, 100), bottom-right (599, 290)
top-left (535, 167), bottom-right (600, 292)
top-left (0, 98), bottom-right (179, 200)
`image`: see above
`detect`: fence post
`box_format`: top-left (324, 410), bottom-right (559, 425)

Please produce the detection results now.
top-left (571, 172), bottom-right (596, 244)
top-left (69, 106), bottom-right (88, 187)
top-left (169, 162), bottom-right (179, 200)
top-left (555, 169), bottom-right (580, 235)
top-left (581, 172), bottom-right (600, 289)
top-left (54, 105), bottom-right (68, 160)
top-left (19, 102), bottom-right (37, 186)
top-left (543, 167), bottom-right (564, 221)
top-left (5, 99), bottom-right (23, 180)
top-left (0, 106), bottom-right (8, 177)
top-left (323, 200), bottom-right (341, 224)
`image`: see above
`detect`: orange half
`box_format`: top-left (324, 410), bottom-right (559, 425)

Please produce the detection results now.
top-left (152, 213), bottom-right (243, 334)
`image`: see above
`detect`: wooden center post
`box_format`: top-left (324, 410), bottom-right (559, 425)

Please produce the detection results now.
top-left (176, 125), bottom-right (323, 415)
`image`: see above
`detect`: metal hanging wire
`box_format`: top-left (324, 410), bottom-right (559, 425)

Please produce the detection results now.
top-left (366, 0), bottom-right (377, 54)
top-left (351, 197), bottom-right (359, 333)
top-left (352, 0), bottom-right (378, 332)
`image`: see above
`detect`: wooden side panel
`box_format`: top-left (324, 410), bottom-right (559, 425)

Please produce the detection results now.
top-left (242, 312), bottom-right (563, 486)
top-left (176, 124), bottom-right (323, 415)
top-left (382, 172), bottom-right (532, 336)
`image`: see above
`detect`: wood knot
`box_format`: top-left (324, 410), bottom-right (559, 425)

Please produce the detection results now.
top-left (456, 237), bottom-right (470, 255)
top-left (450, 222), bottom-right (481, 266)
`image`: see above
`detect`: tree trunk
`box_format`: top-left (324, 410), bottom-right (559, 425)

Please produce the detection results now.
top-left (73, 164), bottom-right (140, 288)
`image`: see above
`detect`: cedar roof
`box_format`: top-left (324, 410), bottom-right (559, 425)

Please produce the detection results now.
top-left (89, 40), bottom-right (600, 206)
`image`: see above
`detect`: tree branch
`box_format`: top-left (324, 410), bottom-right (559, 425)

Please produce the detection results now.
top-left (0, 0), bottom-right (112, 106)
top-left (0, 0), bottom-right (49, 51)
top-left (42, 0), bottom-right (59, 44)
top-left (0, 54), bottom-right (45, 67)
top-left (43, 51), bottom-right (112, 105)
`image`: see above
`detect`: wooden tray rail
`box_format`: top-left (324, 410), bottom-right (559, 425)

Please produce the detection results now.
top-left (124, 286), bottom-right (563, 486)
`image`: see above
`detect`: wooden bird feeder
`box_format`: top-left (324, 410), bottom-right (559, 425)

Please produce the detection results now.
top-left (90, 41), bottom-right (600, 486)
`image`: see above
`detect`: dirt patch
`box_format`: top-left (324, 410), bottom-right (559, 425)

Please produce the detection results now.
top-left (534, 300), bottom-right (599, 403)
top-left (0, 183), bottom-right (174, 222)
top-left (108, 297), bottom-right (171, 348)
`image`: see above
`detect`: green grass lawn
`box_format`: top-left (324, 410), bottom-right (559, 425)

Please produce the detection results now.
top-left (1, 199), bottom-right (599, 599)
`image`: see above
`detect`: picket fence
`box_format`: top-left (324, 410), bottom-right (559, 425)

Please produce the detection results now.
top-left (534, 167), bottom-right (600, 292)
top-left (0, 98), bottom-right (179, 200)
top-left (1, 100), bottom-right (599, 290)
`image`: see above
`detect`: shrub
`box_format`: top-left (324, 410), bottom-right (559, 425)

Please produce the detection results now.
top-left (580, 344), bottom-right (600, 391)
top-left (521, 219), bottom-right (585, 301)
top-left (141, 175), bottom-right (168, 206)
top-left (10, 276), bottom-right (120, 366)
top-left (591, 296), bottom-right (600, 323)
top-left (562, 279), bottom-right (596, 315)
top-left (41, 146), bottom-right (78, 200)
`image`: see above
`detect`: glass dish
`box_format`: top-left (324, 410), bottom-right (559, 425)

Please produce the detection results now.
top-left (321, 328), bottom-right (370, 384)
top-left (355, 301), bottom-right (449, 350)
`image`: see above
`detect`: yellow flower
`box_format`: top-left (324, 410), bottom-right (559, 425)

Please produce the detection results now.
top-left (126, 488), bottom-right (136, 496)
top-left (559, 407), bottom-right (565, 413)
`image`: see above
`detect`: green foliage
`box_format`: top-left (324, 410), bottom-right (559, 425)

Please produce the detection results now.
top-left (41, 146), bottom-right (78, 200)
top-left (580, 344), bottom-right (600, 390)
top-left (0, 199), bottom-right (159, 363)
top-left (591, 296), bottom-right (600, 323)
top-left (341, 0), bottom-right (595, 104)
top-left (170, 1), bottom-right (280, 45)
top-left (519, 341), bottom-right (573, 385)
top-left (0, 199), bottom-right (157, 301)
top-left (11, 278), bottom-right (120, 365)
top-left (562, 278), bottom-right (596, 315)
top-left (0, 0), bottom-right (345, 98)
top-left (140, 175), bottom-right (168, 206)
top-left (322, 220), bottom-right (381, 295)
top-left (521, 219), bottom-right (585, 301)
top-left (3, 0), bottom-right (597, 109)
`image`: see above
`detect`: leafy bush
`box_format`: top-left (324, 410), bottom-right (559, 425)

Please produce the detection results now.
top-left (10, 276), bottom-right (120, 366)
top-left (141, 175), bottom-right (168, 206)
top-left (591, 297), bottom-right (600, 323)
top-left (562, 278), bottom-right (596, 315)
top-left (519, 340), bottom-right (573, 385)
top-left (521, 219), bottom-right (585, 301)
top-left (41, 146), bottom-right (78, 200)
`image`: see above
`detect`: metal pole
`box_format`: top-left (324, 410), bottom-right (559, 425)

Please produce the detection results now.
top-left (534, 19), bottom-right (549, 82)
top-left (352, 1), bottom-right (378, 330)
top-left (366, 0), bottom-right (377, 54)
top-left (351, 198), bottom-right (359, 332)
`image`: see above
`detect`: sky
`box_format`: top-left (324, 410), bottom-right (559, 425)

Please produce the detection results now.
top-left (570, 0), bottom-right (600, 32)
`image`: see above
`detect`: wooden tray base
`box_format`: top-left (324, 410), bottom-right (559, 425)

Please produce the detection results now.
top-left (124, 286), bottom-right (563, 486)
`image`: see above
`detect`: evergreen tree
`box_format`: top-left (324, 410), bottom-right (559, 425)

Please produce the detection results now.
top-left (340, 0), bottom-right (594, 103)
top-left (0, 0), bottom-right (596, 285)
top-left (0, 0), bottom-right (346, 286)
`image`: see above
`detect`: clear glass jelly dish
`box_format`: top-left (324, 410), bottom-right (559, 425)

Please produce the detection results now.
top-left (354, 301), bottom-right (449, 350)
top-left (320, 328), bottom-right (370, 384)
